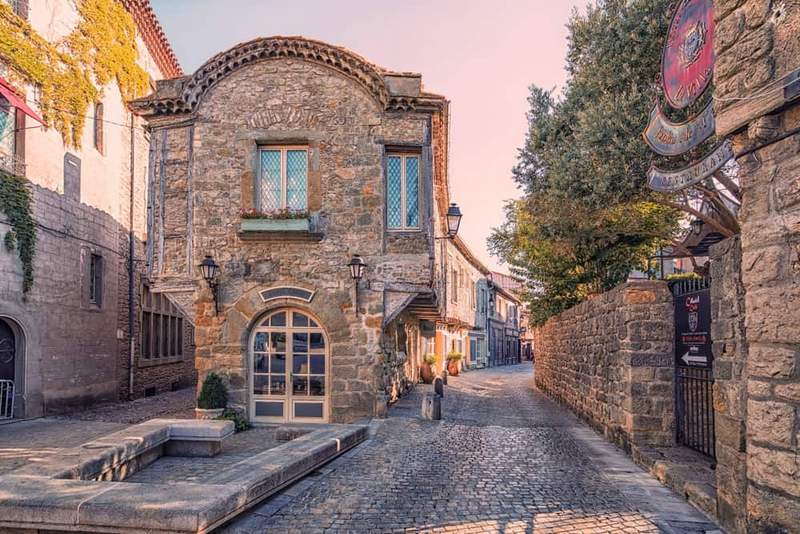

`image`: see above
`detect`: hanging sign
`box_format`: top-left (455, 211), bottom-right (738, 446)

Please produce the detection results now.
top-left (662, 0), bottom-right (715, 109)
top-left (643, 101), bottom-right (715, 156)
top-left (648, 139), bottom-right (733, 192)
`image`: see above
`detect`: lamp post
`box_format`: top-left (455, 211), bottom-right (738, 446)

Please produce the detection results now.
top-left (348, 254), bottom-right (366, 317)
top-left (199, 255), bottom-right (220, 314)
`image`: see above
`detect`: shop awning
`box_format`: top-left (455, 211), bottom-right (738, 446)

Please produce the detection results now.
top-left (0, 77), bottom-right (44, 125)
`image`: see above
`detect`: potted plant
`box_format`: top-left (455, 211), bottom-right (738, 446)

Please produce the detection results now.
top-left (446, 351), bottom-right (463, 376)
top-left (196, 372), bottom-right (228, 419)
top-left (420, 354), bottom-right (437, 384)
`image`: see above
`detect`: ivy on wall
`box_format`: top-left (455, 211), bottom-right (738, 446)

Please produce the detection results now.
top-left (0, 170), bottom-right (36, 293)
top-left (0, 0), bottom-right (149, 147)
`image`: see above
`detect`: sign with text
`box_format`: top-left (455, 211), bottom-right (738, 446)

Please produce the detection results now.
top-left (675, 289), bottom-right (712, 368)
top-left (643, 101), bottom-right (715, 156)
top-left (662, 0), bottom-right (715, 109)
top-left (647, 139), bottom-right (733, 192)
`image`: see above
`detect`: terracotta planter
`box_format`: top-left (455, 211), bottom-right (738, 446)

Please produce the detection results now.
top-left (420, 363), bottom-right (435, 384)
top-left (447, 359), bottom-right (461, 376)
top-left (195, 407), bottom-right (224, 420)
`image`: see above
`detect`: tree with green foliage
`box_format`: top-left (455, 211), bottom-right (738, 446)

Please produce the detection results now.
top-left (489, 0), bottom-right (683, 325)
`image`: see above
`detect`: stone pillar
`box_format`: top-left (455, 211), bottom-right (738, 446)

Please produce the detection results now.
top-left (709, 237), bottom-right (748, 533)
top-left (714, 2), bottom-right (800, 530)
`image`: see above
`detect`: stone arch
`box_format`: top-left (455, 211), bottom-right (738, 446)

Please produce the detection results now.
top-left (182, 36), bottom-right (390, 113)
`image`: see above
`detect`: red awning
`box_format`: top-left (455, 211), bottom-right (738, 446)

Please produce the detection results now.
top-left (0, 76), bottom-right (44, 125)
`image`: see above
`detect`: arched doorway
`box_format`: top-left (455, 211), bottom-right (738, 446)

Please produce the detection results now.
top-left (249, 309), bottom-right (329, 423)
top-left (0, 318), bottom-right (17, 419)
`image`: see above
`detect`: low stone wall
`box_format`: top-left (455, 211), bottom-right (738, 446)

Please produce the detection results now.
top-left (533, 281), bottom-right (674, 451)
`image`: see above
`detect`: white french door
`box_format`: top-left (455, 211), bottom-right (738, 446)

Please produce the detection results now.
top-left (250, 309), bottom-right (328, 423)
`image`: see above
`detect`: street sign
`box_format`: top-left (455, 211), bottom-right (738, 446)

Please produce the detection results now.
top-left (674, 288), bottom-right (712, 368)
top-left (662, 0), bottom-right (715, 109)
top-left (643, 101), bottom-right (715, 156)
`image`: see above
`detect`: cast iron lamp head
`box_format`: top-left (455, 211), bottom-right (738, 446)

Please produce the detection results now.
top-left (348, 254), bottom-right (366, 281)
top-left (446, 203), bottom-right (463, 238)
top-left (199, 255), bottom-right (220, 314)
top-left (690, 218), bottom-right (704, 235)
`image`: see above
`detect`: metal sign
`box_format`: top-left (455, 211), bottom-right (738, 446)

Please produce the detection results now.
top-left (643, 101), bottom-right (715, 156)
top-left (648, 139), bottom-right (733, 192)
top-left (662, 0), bottom-right (715, 109)
top-left (674, 288), bottom-right (711, 368)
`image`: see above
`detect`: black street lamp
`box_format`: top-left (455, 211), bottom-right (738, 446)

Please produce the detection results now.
top-left (691, 218), bottom-right (704, 235)
top-left (199, 255), bottom-right (220, 314)
top-left (446, 203), bottom-right (463, 238)
top-left (348, 254), bottom-right (367, 316)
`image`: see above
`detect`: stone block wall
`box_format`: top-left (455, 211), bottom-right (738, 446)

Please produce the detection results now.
top-left (714, 1), bottom-right (800, 531)
top-left (709, 237), bottom-right (749, 532)
top-left (533, 281), bottom-right (674, 451)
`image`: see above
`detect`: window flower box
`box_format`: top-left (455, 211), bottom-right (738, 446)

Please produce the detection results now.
top-left (240, 218), bottom-right (310, 232)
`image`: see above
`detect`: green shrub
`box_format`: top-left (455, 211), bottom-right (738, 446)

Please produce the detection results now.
top-left (665, 272), bottom-right (702, 281)
top-left (217, 408), bottom-right (251, 432)
top-left (197, 372), bottom-right (227, 409)
top-left (446, 351), bottom-right (463, 361)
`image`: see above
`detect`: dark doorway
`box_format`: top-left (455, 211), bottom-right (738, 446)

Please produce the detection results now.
top-left (0, 318), bottom-right (15, 419)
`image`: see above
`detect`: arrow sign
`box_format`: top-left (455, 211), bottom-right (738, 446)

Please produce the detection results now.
top-left (681, 351), bottom-right (707, 365)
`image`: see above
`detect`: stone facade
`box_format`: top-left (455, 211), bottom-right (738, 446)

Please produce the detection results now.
top-left (713, 1), bottom-right (800, 531)
top-left (533, 281), bottom-right (674, 451)
top-left (132, 37), bottom-right (452, 423)
top-left (0, 0), bottom-right (192, 418)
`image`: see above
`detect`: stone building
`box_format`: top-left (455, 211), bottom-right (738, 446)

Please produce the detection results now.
top-left (433, 236), bottom-right (490, 372)
top-left (709, 0), bottom-right (800, 531)
top-left (487, 272), bottom-right (522, 367)
top-left (131, 36), bottom-right (460, 423)
top-left (0, 0), bottom-right (194, 419)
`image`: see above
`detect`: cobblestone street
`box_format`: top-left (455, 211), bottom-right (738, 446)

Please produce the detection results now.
top-left (224, 365), bottom-right (720, 533)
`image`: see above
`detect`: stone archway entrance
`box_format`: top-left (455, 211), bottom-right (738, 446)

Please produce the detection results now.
top-left (0, 318), bottom-right (18, 419)
top-left (249, 308), bottom-right (329, 423)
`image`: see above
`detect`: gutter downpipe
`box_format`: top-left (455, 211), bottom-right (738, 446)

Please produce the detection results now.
top-left (128, 113), bottom-right (135, 399)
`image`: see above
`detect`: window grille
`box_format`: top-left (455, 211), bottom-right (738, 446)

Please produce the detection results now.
top-left (141, 286), bottom-right (186, 360)
top-left (257, 147), bottom-right (308, 212)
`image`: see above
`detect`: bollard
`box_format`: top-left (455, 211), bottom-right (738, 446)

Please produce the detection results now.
top-left (440, 369), bottom-right (448, 385)
top-left (421, 393), bottom-right (442, 420)
top-left (433, 376), bottom-right (444, 397)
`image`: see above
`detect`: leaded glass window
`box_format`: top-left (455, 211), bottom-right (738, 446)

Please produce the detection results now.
top-left (257, 147), bottom-right (308, 212)
top-left (386, 154), bottom-right (420, 230)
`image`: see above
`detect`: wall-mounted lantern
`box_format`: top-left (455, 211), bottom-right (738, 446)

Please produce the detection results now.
top-left (690, 218), bottom-right (704, 235)
top-left (348, 254), bottom-right (367, 316)
top-left (199, 255), bottom-right (220, 314)
top-left (446, 203), bottom-right (462, 238)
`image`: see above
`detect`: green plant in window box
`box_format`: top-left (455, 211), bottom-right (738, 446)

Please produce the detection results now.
top-left (664, 272), bottom-right (702, 281)
top-left (240, 208), bottom-right (310, 232)
top-left (196, 372), bottom-right (228, 420)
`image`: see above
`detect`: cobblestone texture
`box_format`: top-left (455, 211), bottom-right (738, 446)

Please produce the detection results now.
top-left (223, 365), bottom-right (720, 533)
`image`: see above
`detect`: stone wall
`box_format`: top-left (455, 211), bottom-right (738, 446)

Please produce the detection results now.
top-left (533, 281), bottom-right (674, 451)
top-left (709, 237), bottom-right (749, 532)
top-left (714, 1), bottom-right (800, 531)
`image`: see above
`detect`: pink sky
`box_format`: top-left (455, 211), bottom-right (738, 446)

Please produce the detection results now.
top-left (151, 0), bottom-right (588, 272)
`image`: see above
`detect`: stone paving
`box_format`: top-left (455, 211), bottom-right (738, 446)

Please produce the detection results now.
top-left (0, 388), bottom-right (194, 476)
top-left (224, 365), bottom-right (721, 534)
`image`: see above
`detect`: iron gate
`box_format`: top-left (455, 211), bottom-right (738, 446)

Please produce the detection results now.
top-left (671, 277), bottom-right (715, 458)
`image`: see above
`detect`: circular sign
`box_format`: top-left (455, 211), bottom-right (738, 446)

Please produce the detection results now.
top-left (661, 0), bottom-right (715, 109)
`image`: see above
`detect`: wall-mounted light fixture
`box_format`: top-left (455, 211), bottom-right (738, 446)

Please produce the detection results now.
top-left (690, 218), bottom-right (704, 235)
top-left (199, 255), bottom-right (220, 314)
top-left (435, 202), bottom-right (463, 240)
top-left (348, 254), bottom-right (367, 316)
